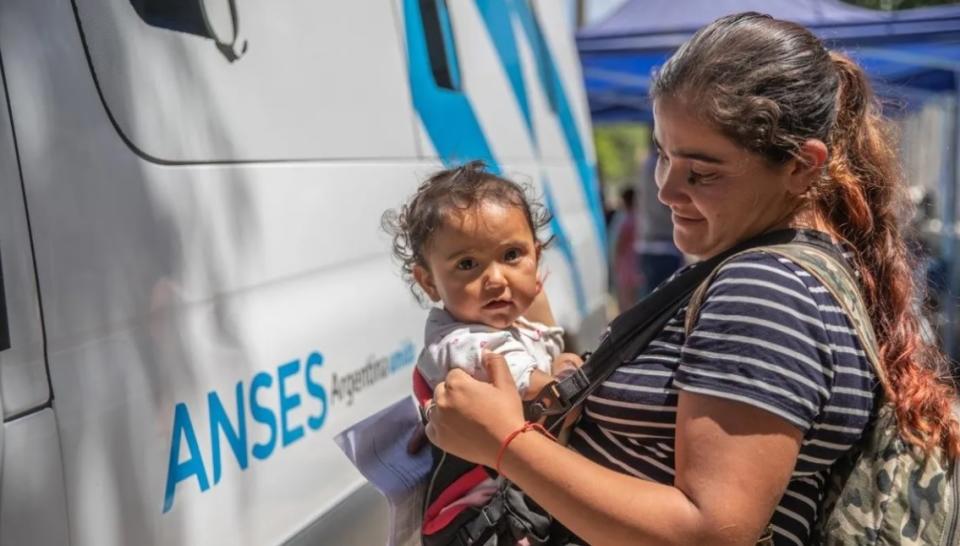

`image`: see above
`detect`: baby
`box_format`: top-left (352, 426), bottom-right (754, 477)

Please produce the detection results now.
top-left (384, 160), bottom-right (566, 399)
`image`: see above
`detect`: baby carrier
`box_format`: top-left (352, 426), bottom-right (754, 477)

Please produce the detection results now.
top-left (414, 228), bottom-right (960, 546)
top-left (414, 229), bottom-right (825, 546)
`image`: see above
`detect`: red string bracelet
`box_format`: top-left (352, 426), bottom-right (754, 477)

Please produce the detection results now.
top-left (495, 421), bottom-right (557, 476)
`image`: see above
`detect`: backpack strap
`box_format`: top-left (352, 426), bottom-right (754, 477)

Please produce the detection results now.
top-left (683, 241), bottom-right (886, 546)
top-left (684, 242), bottom-right (888, 398)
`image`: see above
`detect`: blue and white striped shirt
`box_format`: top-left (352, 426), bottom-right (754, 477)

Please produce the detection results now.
top-left (570, 250), bottom-right (877, 546)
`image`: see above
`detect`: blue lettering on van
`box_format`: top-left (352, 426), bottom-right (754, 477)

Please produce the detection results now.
top-left (163, 403), bottom-right (210, 513)
top-left (209, 381), bottom-right (248, 484)
top-left (278, 359), bottom-right (305, 447)
top-left (249, 371), bottom-right (277, 460)
top-left (162, 341), bottom-right (415, 514)
top-left (330, 340), bottom-right (415, 406)
top-left (305, 351), bottom-right (328, 431)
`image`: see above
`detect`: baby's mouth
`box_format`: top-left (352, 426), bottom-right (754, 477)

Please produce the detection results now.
top-left (483, 299), bottom-right (512, 310)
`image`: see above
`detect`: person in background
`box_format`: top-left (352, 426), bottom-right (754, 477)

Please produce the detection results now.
top-left (607, 187), bottom-right (641, 310)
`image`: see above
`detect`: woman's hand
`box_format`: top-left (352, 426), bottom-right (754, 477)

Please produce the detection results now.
top-left (425, 352), bottom-right (526, 467)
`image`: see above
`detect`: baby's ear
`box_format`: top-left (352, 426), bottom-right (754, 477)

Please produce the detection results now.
top-left (535, 267), bottom-right (547, 295)
top-left (413, 264), bottom-right (441, 302)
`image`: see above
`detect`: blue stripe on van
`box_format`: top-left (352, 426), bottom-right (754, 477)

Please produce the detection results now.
top-left (403, 0), bottom-right (495, 166)
top-left (474, 1), bottom-right (534, 138)
top-left (511, 2), bottom-right (606, 251)
top-left (542, 178), bottom-right (588, 314)
top-left (404, 0), bottom-right (587, 317)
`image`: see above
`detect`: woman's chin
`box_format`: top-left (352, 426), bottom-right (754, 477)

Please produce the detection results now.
top-left (673, 229), bottom-right (705, 256)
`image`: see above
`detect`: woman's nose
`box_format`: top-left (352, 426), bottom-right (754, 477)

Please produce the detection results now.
top-left (656, 163), bottom-right (689, 207)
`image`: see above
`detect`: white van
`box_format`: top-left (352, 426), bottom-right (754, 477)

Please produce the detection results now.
top-left (0, 0), bottom-right (606, 544)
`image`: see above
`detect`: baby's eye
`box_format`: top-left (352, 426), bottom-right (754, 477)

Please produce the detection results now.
top-left (456, 258), bottom-right (477, 271)
top-left (504, 248), bottom-right (523, 262)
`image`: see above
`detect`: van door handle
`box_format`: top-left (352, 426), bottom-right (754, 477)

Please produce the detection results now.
top-left (0, 248), bottom-right (9, 351)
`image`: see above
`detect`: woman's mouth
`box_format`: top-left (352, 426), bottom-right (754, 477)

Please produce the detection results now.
top-left (672, 213), bottom-right (705, 225)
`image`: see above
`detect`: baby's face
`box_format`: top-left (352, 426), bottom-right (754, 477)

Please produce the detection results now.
top-left (415, 202), bottom-right (540, 329)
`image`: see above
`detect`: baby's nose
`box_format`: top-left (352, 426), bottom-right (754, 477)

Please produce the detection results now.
top-left (484, 265), bottom-right (507, 287)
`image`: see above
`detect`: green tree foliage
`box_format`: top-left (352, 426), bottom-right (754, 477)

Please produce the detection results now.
top-left (593, 124), bottom-right (649, 188)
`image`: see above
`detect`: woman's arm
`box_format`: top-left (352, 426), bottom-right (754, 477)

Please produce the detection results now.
top-left (427, 353), bottom-right (802, 546)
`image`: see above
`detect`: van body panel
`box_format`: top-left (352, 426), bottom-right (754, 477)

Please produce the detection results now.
top-left (0, 409), bottom-right (70, 546)
top-left (0, 39), bottom-right (46, 418)
top-left (0, 0), bottom-right (606, 543)
top-left (72, 0), bottom-right (418, 163)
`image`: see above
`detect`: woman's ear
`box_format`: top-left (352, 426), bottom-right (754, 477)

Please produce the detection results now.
top-left (787, 139), bottom-right (828, 195)
top-left (413, 264), bottom-right (441, 302)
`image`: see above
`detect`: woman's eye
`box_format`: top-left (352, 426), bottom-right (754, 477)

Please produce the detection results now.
top-left (456, 259), bottom-right (476, 271)
top-left (687, 170), bottom-right (716, 185)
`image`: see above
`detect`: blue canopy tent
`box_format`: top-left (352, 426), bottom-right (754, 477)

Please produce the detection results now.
top-left (577, 0), bottom-right (960, 122)
top-left (576, 0), bottom-right (960, 356)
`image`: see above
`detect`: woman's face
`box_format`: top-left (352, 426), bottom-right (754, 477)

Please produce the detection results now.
top-left (653, 98), bottom-right (801, 260)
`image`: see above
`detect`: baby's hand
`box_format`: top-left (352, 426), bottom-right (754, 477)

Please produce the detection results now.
top-left (550, 353), bottom-right (585, 437)
top-left (551, 352), bottom-right (583, 378)
top-left (524, 369), bottom-right (554, 401)
top-left (522, 354), bottom-right (582, 403)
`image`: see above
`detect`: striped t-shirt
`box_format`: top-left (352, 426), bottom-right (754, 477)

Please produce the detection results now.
top-left (569, 250), bottom-right (877, 546)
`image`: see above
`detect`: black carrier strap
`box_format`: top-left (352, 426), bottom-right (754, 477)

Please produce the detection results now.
top-left (530, 228), bottom-right (836, 432)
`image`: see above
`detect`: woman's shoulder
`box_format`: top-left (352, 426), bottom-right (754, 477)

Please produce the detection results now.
top-left (680, 246), bottom-right (875, 434)
top-left (696, 245), bottom-right (872, 359)
top-left (709, 246), bottom-right (853, 301)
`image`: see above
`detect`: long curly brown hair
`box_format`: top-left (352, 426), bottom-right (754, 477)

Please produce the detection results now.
top-left (652, 12), bottom-right (960, 458)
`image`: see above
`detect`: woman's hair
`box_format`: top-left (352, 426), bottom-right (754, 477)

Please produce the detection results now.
top-left (382, 160), bottom-right (552, 302)
top-left (652, 12), bottom-right (960, 458)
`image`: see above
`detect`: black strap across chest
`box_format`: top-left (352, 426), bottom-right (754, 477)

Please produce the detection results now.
top-left (531, 228), bottom-right (848, 432)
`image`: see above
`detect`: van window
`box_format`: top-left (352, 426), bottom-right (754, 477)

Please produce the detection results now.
top-left (73, 0), bottom-right (417, 162)
top-left (420, 0), bottom-right (461, 91)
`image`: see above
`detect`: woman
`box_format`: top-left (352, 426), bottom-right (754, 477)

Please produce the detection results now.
top-left (423, 12), bottom-right (960, 546)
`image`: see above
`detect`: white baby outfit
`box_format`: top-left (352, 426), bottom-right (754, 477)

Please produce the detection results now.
top-left (417, 307), bottom-right (565, 395)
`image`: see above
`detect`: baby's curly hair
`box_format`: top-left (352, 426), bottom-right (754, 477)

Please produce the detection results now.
top-left (382, 160), bottom-right (553, 302)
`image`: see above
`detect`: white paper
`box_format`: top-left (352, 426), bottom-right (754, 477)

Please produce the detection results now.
top-left (335, 397), bottom-right (432, 546)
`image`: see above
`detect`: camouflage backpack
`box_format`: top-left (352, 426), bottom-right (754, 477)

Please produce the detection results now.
top-left (687, 242), bottom-right (960, 546)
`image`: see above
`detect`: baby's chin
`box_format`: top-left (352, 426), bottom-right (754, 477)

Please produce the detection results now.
top-left (478, 309), bottom-right (526, 329)
top-left (479, 317), bottom-right (517, 329)
top-left (445, 304), bottom-right (527, 329)
top-left (465, 312), bottom-right (522, 330)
